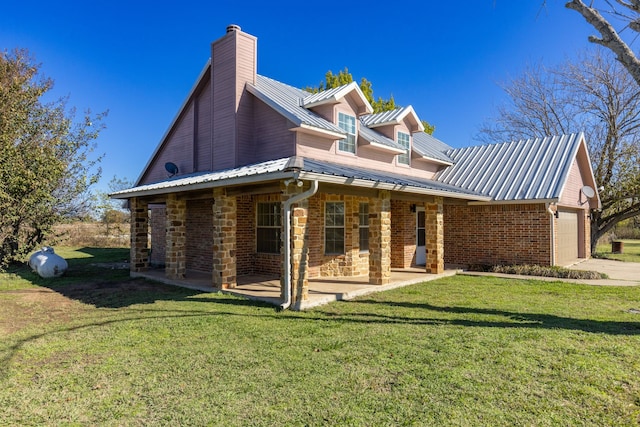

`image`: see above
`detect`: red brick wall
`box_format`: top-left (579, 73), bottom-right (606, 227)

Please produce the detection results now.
top-left (186, 199), bottom-right (214, 272)
top-left (149, 205), bottom-right (166, 267)
top-left (444, 203), bottom-right (551, 266)
top-left (391, 200), bottom-right (417, 268)
top-left (236, 195), bottom-right (254, 276)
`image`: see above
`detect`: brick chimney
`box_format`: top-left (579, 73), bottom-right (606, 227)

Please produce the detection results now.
top-left (211, 25), bottom-right (257, 169)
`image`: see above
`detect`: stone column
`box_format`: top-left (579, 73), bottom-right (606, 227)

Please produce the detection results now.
top-left (425, 196), bottom-right (444, 274)
top-left (290, 196), bottom-right (310, 306)
top-left (212, 188), bottom-right (237, 289)
top-left (369, 190), bottom-right (391, 285)
top-left (165, 193), bottom-right (187, 280)
top-left (130, 197), bottom-right (149, 272)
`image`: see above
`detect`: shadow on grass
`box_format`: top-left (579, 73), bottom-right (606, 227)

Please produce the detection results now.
top-left (318, 299), bottom-right (640, 336)
top-left (8, 247), bottom-right (273, 309)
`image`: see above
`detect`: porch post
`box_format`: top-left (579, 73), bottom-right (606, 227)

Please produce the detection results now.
top-left (369, 190), bottom-right (391, 285)
top-left (130, 197), bottom-right (149, 272)
top-left (425, 196), bottom-right (444, 274)
top-left (212, 188), bottom-right (237, 289)
top-left (291, 196), bottom-right (310, 306)
top-left (165, 193), bottom-right (186, 279)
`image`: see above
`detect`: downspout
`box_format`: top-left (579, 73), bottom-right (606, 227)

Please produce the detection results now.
top-left (280, 179), bottom-right (319, 311)
top-left (546, 203), bottom-right (556, 266)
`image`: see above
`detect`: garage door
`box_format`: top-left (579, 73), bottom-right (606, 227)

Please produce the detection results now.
top-left (557, 210), bottom-right (578, 266)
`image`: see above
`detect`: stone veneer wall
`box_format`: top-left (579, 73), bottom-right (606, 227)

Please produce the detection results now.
top-left (130, 197), bottom-right (149, 272)
top-left (368, 190), bottom-right (391, 285)
top-left (444, 202), bottom-right (551, 266)
top-left (425, 197), bottom-right (444, 274)
top-left (212, 188), bottom-right (236, 288)
top-left (306, 193), bottom-right (371, 278)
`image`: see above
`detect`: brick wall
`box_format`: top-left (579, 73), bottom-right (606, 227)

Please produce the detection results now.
top-left (186, 199), bottom-right (214, 272)
top-left (390, 200), bottom-right (417, 268)
top-left (444, 203), bottom-right (551, 266)
top-left (149, 205), bottom-right (166, 267)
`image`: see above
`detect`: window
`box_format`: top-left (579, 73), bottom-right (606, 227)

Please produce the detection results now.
top-left (397, 131), bottom-right (410, 165)
top-left (325, 202), bottom-right (345, 254)
top-left (359, 203), bottom-right (369, 252)
top-left (338, 112), bottom-right (356, 154)
top-left (256, 202), bottom-right (281, 254)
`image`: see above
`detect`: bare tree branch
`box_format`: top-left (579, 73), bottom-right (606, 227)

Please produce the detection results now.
top-left (566, 0), bottom-right (640, 85)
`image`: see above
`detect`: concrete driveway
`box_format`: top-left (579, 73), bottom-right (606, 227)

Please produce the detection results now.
top-left (567, 258), bottom-right (640, 286)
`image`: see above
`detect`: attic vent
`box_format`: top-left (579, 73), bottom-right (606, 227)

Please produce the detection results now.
top-left (226, 24), bottom-right (241, 33)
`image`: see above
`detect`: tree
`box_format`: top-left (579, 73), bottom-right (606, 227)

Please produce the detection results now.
top-left (94, 175), bottom-right (132, 236)
top-left (0, 49), bottom-right (106, 265)
top-left (566, 0), bottom-right (640, 87)
top-left (305, 68), bottom-right (435, 134)
top-left (478, 50), bottom-right (640, 253)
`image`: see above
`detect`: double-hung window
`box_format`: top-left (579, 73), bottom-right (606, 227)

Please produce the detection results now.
top-left (338, 112), bottom-right (356, 154)
top-left (325, 202), bottom-right (345, 254)
top-left (256, 202), bottom-right (281, 254)
top-left (397, 131), bottom-right (410, 165)
top-left (359, 203), bottom-right (369, 252)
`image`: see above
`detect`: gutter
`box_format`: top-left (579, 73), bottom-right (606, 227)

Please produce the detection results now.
top-left (280, 179), bottom-right (319, 311)
top-left (546, 203), bottom-right (556, 266)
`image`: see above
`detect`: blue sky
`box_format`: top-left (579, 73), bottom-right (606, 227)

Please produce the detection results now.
top-left (1, 1), bottom-right (596, 192)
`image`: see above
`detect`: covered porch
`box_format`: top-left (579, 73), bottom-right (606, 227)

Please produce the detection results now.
top-left (131, 267), bottom-right (459, 310)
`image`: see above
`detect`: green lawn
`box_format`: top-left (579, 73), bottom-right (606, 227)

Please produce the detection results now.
top-left (1, 248), bottom-right (640, 426)
top-left (596, 239), bottom-right (640, 263)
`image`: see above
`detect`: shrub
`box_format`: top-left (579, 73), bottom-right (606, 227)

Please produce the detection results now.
top-left (468, 264), bottom-right (607, 280)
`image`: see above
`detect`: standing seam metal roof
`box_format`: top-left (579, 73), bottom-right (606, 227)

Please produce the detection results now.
top-left (434, 133), bottom-right (583, 201)
top-left (247, 75), bottom-right (345, 134)
top-left (412, 132), bottom-right (454, 164)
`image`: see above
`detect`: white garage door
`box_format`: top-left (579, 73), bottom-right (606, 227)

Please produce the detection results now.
top-left (557, 210), bottom-right (579, 266)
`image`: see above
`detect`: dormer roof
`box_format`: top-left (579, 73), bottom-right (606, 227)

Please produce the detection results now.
top-left (361, 106), bottom-right (425, 133)
top-left (302, 81), bottom-right (374, 115)
top-left (358, 123), bottom-right (405, 154)
top-left (412, 132), bottom-right (454, 165)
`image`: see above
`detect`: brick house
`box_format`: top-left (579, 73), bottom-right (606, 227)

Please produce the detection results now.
top-left (112, 25), bottom-right (600, 309)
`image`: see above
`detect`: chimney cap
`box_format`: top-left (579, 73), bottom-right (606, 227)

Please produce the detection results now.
top-left (226, 24), bottom-right (241, 33)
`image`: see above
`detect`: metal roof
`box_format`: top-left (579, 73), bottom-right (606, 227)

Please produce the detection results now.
top-left (435, 133), bottom-right (584, 201)
top-left (299, 158), bottom-right (489, 200)
top-left (111, 158), bottom-right (294, 199)
top-left (247, 75), bottom-right (345, 135)
top-left (360, 106), bottom-right (423, 132)
top-left (412, 132), bottom-right (454, 165)
top-left (358, 123), bottom-right (405, 152)
top-left (113, 155), bottom-right (490, 201)
top-left (302, 81), bottom-right (373, 114)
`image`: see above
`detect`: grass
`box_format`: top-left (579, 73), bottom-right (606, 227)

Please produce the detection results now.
top-left (1, 247), bottom-right (640, 425)
top-left (596, 239), bottom-right (640, 263)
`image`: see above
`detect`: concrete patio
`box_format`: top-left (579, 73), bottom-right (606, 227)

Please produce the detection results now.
top-left (132, 268), bottom-right (459, 309)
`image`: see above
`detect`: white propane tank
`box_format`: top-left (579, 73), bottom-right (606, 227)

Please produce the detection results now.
top-left (28, 247), bottom-right (68, 278)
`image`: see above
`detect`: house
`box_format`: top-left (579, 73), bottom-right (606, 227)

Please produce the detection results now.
top-left (111, 25), bottom-right (601, 309)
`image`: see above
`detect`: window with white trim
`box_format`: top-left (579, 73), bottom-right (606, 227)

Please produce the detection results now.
top-left (359, 203), bottom-right (369, 252)
top-left (397, 131), bottom-right (410, 165)
top-left (338, 112), bottom-right (356, 154)
top-left (325, 202), bottom-right (345, 254)
top-left (256, 202), bottom-right (281, 254)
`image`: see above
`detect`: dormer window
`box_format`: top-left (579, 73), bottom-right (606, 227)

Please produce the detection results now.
top-left (338, 112), bottom-right (356, 154)
top-left (397, 131), bottom-right (410, 165)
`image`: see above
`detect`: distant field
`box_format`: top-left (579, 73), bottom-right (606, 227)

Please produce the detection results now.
top-left (52, 222), bottom-right (130, 248)
top-left (596, 239), bottom-right (640, 263)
